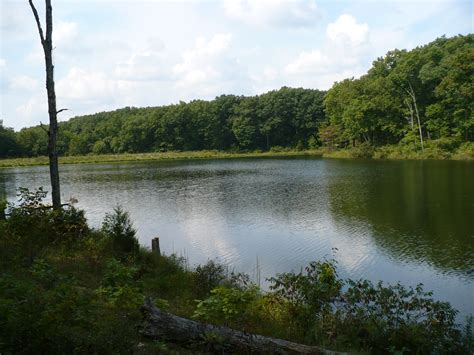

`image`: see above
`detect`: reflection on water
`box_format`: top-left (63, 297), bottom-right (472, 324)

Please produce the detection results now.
top-left (1, 158), bottom-right (473, 319)
top-left (328, 159), bottom-right (474, 277)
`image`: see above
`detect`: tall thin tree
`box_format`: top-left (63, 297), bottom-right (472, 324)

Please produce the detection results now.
top-left (28, 0), bottom-right (61, 209)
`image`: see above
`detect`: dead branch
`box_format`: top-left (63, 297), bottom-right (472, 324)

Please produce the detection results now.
top-left (141, 298), bottom-right (347, 354)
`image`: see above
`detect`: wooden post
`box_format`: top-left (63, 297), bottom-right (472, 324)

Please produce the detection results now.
top-left (152, 237), bottom-right (160, 256)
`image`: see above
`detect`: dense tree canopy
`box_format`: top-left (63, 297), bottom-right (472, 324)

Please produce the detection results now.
top-left (1, 34), bottom-right (472, 158)
top-left (323, 34), bottom-right (473, 150)
top-left (0, 121), bottom-right (20, 158)
top-left (4, 87), bottom-right (326, 156)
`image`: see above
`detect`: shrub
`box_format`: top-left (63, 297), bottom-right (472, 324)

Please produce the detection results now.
top-left (267, 259), bottom-right (468, 352)
top-left (350, 142), bottom-right (375, 159)
top-left (101, 206), bottom-right (139, 257)
top-left (336, 280), bottom-right (461, 352)
top-left (268, 259), bottom-right (343, 331)
top-left (454, 142), bottom-right (474, 159)
top-left (270, 145), bottom-right (290, 153)
top-left (95, 258), bottom-right (144, 310)
top-left (193, 286), bottom-right (261, 328)
top-left (194, 260), bottom-right (227, 297)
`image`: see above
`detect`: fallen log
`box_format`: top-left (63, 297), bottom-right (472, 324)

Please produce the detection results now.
top-left (141, 298), bottom-right (347, 354)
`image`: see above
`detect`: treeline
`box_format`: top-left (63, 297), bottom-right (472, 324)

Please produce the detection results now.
top-left (322, 34), bottom-right (473, 151)
top-left (1, 87), bottom-right (325, 157)
top-left (1, 34), bottom-right (472, 159)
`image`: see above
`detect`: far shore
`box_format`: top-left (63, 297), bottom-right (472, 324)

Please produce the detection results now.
top-left (0, 147), bottom-right (472, 168)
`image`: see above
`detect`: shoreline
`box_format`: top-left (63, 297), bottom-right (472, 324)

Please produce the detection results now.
top-left (0, 147), bottom-right (472, 168)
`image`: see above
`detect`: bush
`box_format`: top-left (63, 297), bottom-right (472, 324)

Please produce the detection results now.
top-left (194, 260), bottom-right (227, 297)
top-left (270, 145), bottom-right (290, 153)
top-left (350, 142), bottom-right (375, 158)
top-left (336, 280), bottom-right (461, 352)
top-left (454, 142), bottom-right (474, 159)
top-left (267, 259), bottom-right (468, 353)
top-left (193, 286), bottom-right (261, 328)
top-left (101, 206), bottom-right (139, 257)
top-left (95, 258), bottom-right (144, 309)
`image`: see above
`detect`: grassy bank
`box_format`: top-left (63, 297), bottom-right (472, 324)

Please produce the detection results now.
top-left (1, 142), bottom-right (473, 168)
top-left (1, 189), bottom-right (472, 353)
top-left (0, 149), bottom-right (324, 168)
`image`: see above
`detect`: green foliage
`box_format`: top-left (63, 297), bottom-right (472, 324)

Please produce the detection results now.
top-left (266, 258), bottom-right (468, 352)
top-left (0, 192), bottom-right (471, 353)
top-left (101, 205), bottom-right (139, 257)
top-left (454, 142), bottom-right (474, 159)
top-left (194, 259), bottom-right (227, 297)
top-left (268, 258), bottom-right (343, 331)
top-left (1, 188), bottom-right (88, 265)
top-left (0, 261), bottom-right (140, 353)
top-left (1, 35), bottom-right (472, 161)
top-left (0, 120), bottom-right (20, 158)
top-left (350, 142), bottom-right (375, 158)
top-left (335, 280), bottom-right (461, 352)
top-left (322, 34), bottom-right (473, 157)
top-left (6, 87), bottom-right (325, 157)
top-left (193, 286), bottom-right (261, 327)
top-left (0, 199), bottom-right (6, 220)
top-left (96, 258), bottom-right (144, 309)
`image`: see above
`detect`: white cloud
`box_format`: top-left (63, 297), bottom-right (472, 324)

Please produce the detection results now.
top-left (115, 51), bottom-right (170, 81)
top-left (285, 50), bottom-right (329, 75)
top-left (284, 14), bottom-right (370, 89)
top-left (0, 2), bottom-right (32, 41)
top-left (173, 33), bottom-right (240, 95)
top-left (56, 67), bottom-right (119, 102)
top-left (9, 75), bottom-right (39, 91)
top-left (326, 14), bottom-right (369, 45)
top-left (26, 20), bottom-right (80, 64)
top-left (3, 0), bottom-right (471, 130)
top-left (54, 21), bottom-right (79, 47)
top-left (223, 0), bottom-right (321, 27)
top-left (15, 95), bottom-right (48, 127)
top-left (114, 38), bottom-right (169, 81)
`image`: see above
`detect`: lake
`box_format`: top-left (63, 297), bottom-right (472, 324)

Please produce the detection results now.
top-left (1, 157), bottom-right (473, 320)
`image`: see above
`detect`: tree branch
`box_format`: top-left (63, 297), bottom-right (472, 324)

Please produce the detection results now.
top-left (141, 298), bottom-right (346, 354)
top-left (57, 108), bottom-right (68, 114)
top-left (28, 0), bottom-right (45, 45)
top-left (39, 121), bottom-right (50, 136)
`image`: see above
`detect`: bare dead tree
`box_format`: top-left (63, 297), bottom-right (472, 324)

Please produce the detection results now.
top-left (28, 0), bottom-right (61, 209)
top-left (405, 82), bottom-right (424, 150)
top-left (403, 97), bottom-right (414, 131)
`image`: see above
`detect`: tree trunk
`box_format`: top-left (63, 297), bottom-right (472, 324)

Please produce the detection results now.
top-left (406, 83), bottom-right (423, 150)
top-left (29, 0), bottom-right (61, 209)
top-left (403, 97), bottom-right (414, 131)
top-left (141, 298), bottom-right (347, 354)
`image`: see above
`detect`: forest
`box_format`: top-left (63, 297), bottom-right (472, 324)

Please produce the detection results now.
top-left (1, 34), bottom-right (472, 159)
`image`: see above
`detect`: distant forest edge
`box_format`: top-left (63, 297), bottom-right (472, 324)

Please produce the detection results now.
top-left (1, 34), bottom-right (473, 159)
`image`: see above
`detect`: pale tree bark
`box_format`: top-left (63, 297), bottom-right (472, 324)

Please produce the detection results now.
top-left (405, 82), bottom-right (424, 150)
top-left (28, 0), bottom-right (61, 209)
top-left (403, 97), bottom-right (414, 131)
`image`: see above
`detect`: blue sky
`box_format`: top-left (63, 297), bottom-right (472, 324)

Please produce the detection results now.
top-left (0, 0), bottom-right (472, 130)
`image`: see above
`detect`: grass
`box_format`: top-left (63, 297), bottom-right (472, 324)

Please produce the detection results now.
top-left (1, 143), bottom-right (472, 169)
top-left (0, 150), bottom-right (324, 168)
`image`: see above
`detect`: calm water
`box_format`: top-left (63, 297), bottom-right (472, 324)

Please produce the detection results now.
top-left (1, 157), bottom-right (473, 319)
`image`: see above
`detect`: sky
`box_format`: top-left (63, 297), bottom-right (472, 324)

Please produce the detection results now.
top-left (0, 0), bottom-right (472, 131)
